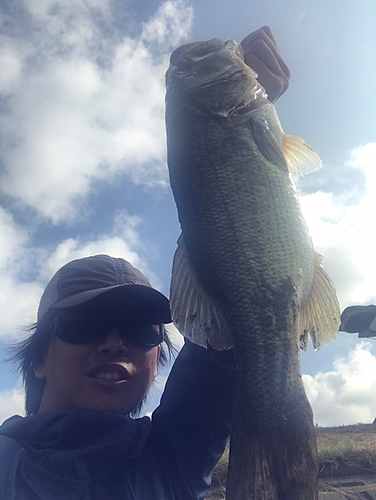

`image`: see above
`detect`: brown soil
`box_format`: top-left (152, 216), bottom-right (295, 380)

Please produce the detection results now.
top-left (206, 423), bottom-right (376, 500)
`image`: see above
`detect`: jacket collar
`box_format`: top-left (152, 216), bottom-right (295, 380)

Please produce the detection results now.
top-left (0, 409), bottom-right (151, 474)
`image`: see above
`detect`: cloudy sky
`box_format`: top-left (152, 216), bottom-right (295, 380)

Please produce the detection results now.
top-left (0, 0), bottom-right (375, 427)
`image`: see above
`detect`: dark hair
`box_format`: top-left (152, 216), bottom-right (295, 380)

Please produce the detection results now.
top-left (8, 317), bottom-right (176, 416)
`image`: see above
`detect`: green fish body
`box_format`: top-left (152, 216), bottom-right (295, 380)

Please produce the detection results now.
top-left (165, 39), bottom-right (340, 500)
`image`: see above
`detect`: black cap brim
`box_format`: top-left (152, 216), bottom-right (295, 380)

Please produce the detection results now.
top-left (50, 284), bottom-right (172, 324)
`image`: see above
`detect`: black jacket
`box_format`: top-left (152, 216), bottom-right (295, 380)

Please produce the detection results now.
top-left (0, 340), bottom-right (237, 499)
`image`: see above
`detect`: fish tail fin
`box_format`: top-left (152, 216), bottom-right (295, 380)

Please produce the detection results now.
top-left (226, 394), bottom-right (318, 500)
top-left (226, 414), bottom-right (278, 500)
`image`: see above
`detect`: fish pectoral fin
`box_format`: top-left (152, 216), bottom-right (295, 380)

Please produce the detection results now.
top-left (299, 252), bottom-right (341, 351)
top-left (247, 115), bottom-right (288, 172)
top-left (282, 135), bottom-right (322, 176)
top-left (170, 233), bottom-right (233, 350)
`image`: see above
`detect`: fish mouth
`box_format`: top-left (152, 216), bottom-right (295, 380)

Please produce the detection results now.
top-left (227, 78), bottom-right (268, 119)
top-left (229, 96), bottom-right (268, 116)
top-left (169, 38), bottom-right (224, 66)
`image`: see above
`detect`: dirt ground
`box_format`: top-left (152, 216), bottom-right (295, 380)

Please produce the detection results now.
top-left (206, 423), bottom-right (376, 499)
top-left (319, 474), bottom-right (376, 499)
top-left (207, 474), bottom-right (376, 499)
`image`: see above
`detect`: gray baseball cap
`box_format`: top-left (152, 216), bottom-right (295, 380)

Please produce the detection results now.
top-left (37, 254), bottom-right (172, 324)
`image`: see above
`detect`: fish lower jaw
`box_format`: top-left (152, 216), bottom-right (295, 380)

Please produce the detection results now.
top-left (228, 96), bottom-right (268, 120)
top-left (229, 97), bottom-right (268, 116)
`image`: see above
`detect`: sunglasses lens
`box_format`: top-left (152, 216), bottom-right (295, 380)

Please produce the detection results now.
top-left (54, 310), bottom-right (111, 343)
top-left (120, 321), bottom-right (163, 347)
top-left (52, 309), bottom-right (163, 347)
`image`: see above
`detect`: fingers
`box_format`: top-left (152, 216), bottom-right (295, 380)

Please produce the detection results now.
top-left (241, 26), bottom-right (288, 74)
top-left (243, 43), bottom-right (288, 104)
top-left (241, 26), bottom-right (290, 103)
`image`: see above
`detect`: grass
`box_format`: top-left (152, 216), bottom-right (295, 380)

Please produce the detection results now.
top-left (206, 448), bottom-right (229, 500)
top-left (205, 423), bottom-right (376, 499)
top-left (317, 423), bottom-right (376, 477)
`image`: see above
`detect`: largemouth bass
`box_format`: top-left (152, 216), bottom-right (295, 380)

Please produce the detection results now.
top-left (165, 38), bottom-right (340, 500)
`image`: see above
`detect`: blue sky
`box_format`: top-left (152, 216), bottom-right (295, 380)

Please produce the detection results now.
top-left (0, 0), bottom-right (375, 426)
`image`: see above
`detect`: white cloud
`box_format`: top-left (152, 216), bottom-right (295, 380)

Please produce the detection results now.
top-left (299, 142), bottom-right (376, 309)
top-left (0, 40), bottom-right (26, 93)
top-left (165, 323), bottom-right (185, 350)
top-left (0, 209), bottom-right (163, 338)
top-left (0, 275), bottom-right (44, 336)
top-left (37, 209), bottom-right (161, 287)
top-left (0, 0), bottom-right (190, 421)
top-left (22, 0), bottom-right (111, 20)
top-left (0, 208), bottom-right (43, 335)
top-left (140, 0), bottom-right (194, 48)
top-left (0, 0), bottom-right (193, 224)
top-left (39, 235), bottom-right (154, 288)
top-left (0, 387), bottom-right (25, 425)
top-left (303, 341), bottom-right (376, 426)
top-left (0, 207), bottom-right (29, 268)
top-left (298, 144), bottom-right (376, 425)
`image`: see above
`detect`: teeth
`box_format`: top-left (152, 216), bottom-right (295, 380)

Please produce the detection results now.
top-left (95, 372), bottom-right (122, 380)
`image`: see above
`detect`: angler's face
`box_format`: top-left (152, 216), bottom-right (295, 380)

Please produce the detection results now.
top-left (166, 39), bottom-right (254, 115)
top-left (35, 321), bottom-right (160, 415)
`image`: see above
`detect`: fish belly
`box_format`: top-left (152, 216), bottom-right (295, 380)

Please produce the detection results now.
top-left (167, 109), bottom-right (318, 499)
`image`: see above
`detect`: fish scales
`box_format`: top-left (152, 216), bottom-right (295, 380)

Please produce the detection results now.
top-left (170, 117), bottom-right (311, 283)
top-left (169, 112), bottom-right (305, 409)
top-left (166, 38), bottom-right (340, 500)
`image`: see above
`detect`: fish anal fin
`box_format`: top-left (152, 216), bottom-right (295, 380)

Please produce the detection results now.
top-left (170, 233), bottom-right (233, 350)
top-left (282, 135), bottom-right (322, 177)
top-left (300, 252), bottom-right (340, 351)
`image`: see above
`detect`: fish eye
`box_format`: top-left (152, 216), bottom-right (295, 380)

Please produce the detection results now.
top-left (174, 60), bottom-right (193, 75)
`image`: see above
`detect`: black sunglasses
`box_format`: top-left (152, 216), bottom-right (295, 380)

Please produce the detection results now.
top-left (49, 308), bottom-right (164, 347)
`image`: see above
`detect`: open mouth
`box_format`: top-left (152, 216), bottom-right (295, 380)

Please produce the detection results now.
top-left (88, 364), bottom-right (130, 382)
top-left (94, 371), bottom-right (125, 381)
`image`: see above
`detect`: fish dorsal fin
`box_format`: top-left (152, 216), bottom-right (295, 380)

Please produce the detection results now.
top-left (282, 135), bottom-right (322, 177)
top-left (170, 233), bottom-right (233, 350)
top-left (299, 252), bottom-right (340, 351)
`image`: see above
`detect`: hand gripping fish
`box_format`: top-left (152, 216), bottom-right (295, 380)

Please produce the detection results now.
top-left (165, 38), bottom-right (340, 500)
